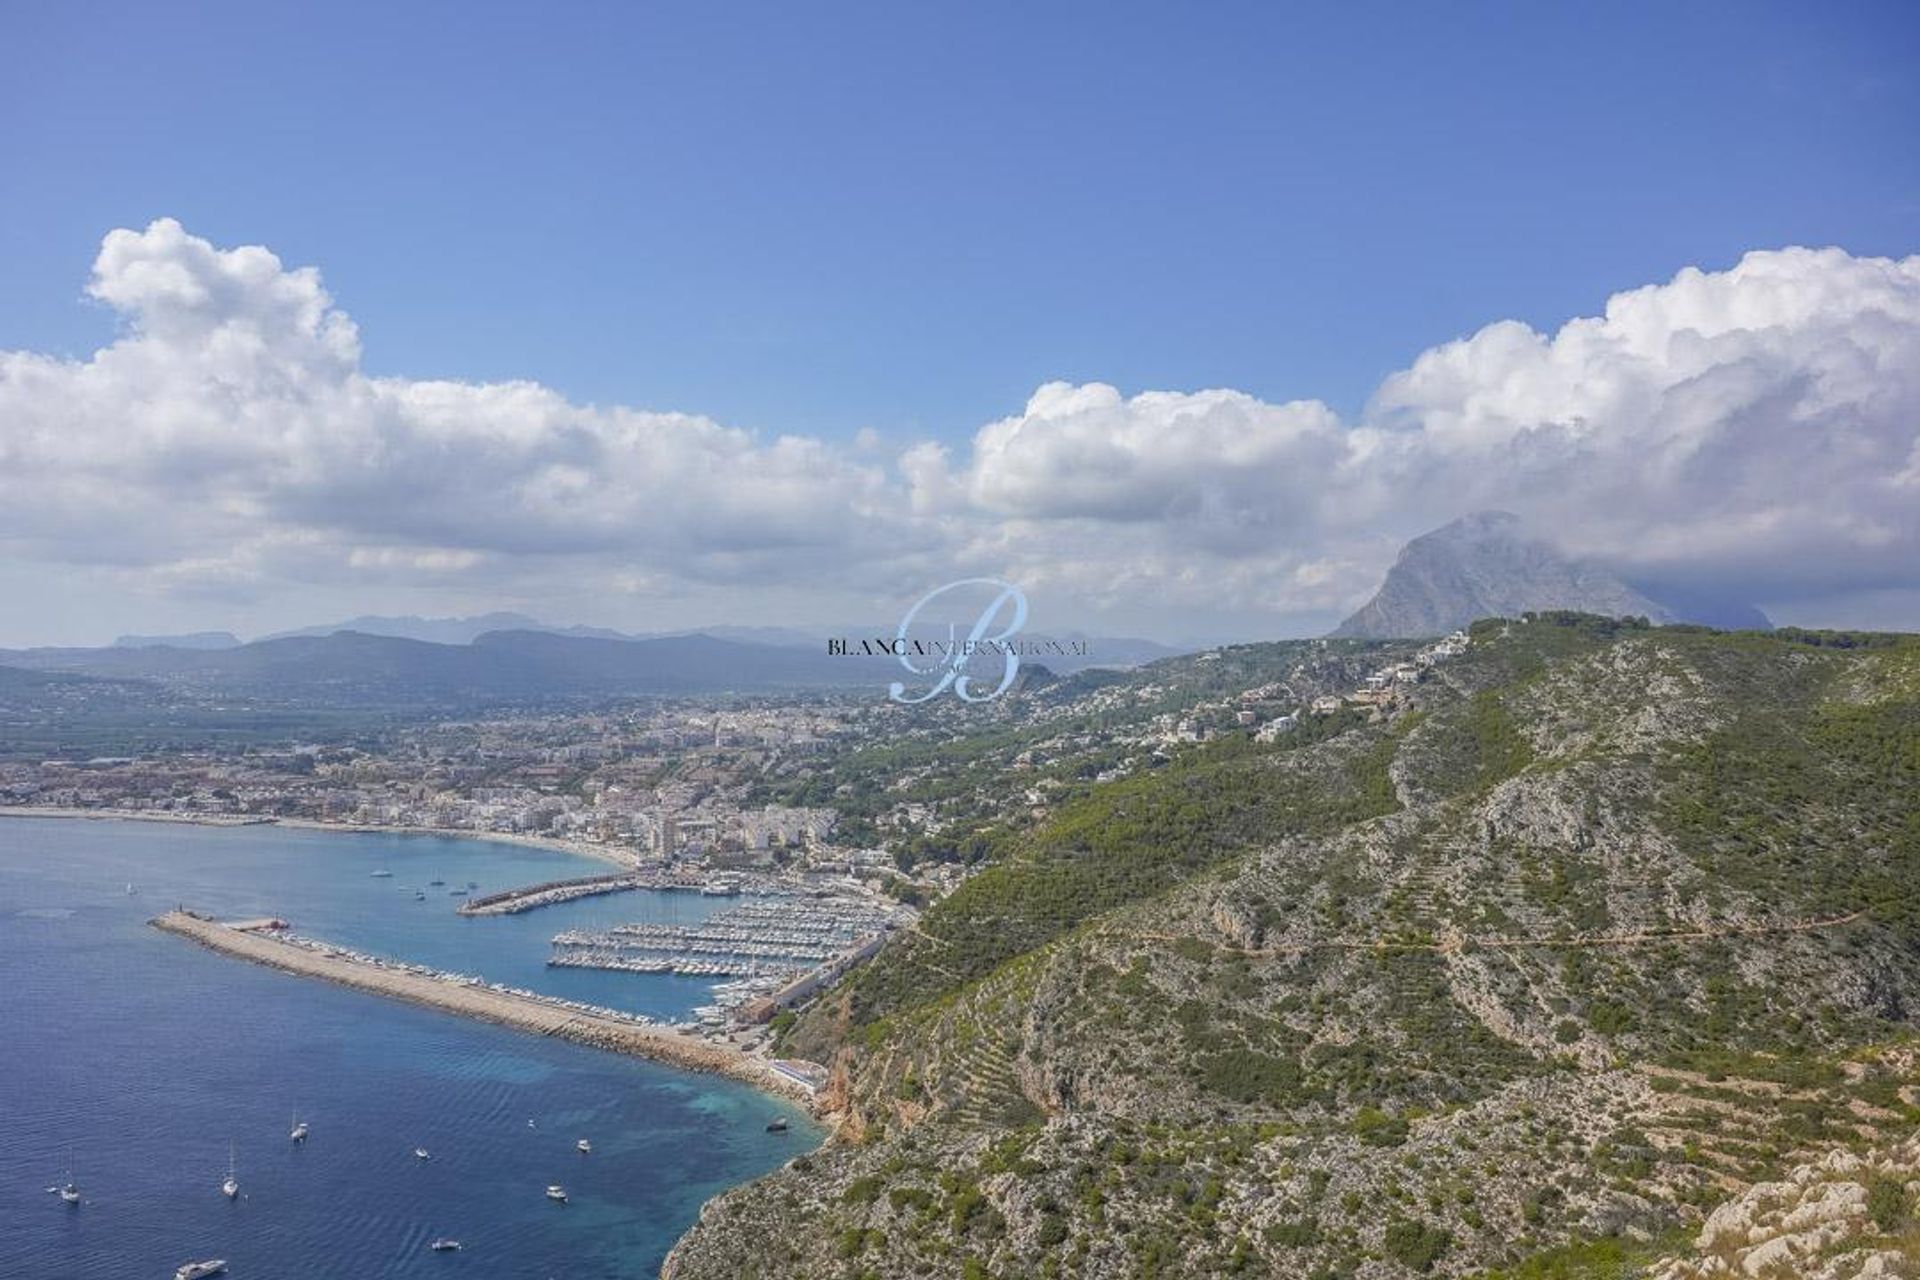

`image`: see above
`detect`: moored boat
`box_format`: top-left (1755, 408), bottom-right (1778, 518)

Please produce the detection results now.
top-left (430, 1238), bottom-right (462, 1252)
top-left (575, 1138), bottom-right (591, 1154)
top-left (175, 1261), bottom-right (227, 1280)
top-left (545, 1183), bottom-right (568, 1203)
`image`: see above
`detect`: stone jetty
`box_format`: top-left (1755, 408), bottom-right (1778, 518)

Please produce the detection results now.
top-left (152, 910), bottom-right (816, 1106)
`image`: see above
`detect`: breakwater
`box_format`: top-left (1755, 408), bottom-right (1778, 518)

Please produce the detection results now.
top-left (152, 910), bottom-right (817, 1105)
top-left (456, 871), bottom-right (643, 915)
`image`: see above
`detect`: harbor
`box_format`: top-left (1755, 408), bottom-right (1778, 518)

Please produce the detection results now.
top-left (152, 910), bottom-right (822, 1104)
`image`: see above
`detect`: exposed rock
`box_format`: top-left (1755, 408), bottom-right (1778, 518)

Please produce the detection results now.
top-left (1333, 512), bottom-right (1677, 638)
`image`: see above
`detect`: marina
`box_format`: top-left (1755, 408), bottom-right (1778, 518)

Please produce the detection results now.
top-left (548, 896), bottom-right (903, 1019)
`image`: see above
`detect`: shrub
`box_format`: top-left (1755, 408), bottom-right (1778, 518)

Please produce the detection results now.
top-left (1867, 1177), bottom-right (1909, 1233)
top-left (1382, 1218), bottom-right (1451, 1272)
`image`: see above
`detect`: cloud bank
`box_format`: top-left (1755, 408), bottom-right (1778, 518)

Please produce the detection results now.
top-left (3, 219), bottom-right (1917, 639)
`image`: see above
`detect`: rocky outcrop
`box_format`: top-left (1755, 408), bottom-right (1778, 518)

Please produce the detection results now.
top-left (1333, 511), bottom-right (1677, 638)
top-left (1649, 1136), bottom-right (1918, 1279)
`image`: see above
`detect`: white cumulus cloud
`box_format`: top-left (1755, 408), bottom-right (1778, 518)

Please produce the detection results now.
top-left (1, 220), bottom-right (1917, 641)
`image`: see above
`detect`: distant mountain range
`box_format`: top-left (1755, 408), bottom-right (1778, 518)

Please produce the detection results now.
top-left (112, 630), bottom-right (242, 650)
top-left (1331, 511), bottom-right (1770, 638)
top-left (0, 618), bottom-right (1188, 709)
top-left (87, 613), bottom-right (1190, 677)
top-left (0, 629), bottom-right (882, 705)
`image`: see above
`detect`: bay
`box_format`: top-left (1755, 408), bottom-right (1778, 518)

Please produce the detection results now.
top-left (0, 816), bottom-right (816, 1279)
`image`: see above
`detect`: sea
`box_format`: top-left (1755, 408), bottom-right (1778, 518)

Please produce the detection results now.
top-left (0, 816), bottom-right (819, 1279)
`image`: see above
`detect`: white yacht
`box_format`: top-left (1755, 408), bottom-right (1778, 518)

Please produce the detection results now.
top-left (430, 1238), bottom-right (462, 1252)
top-left (290, 1111), bottom-right (309, 1143)
top-left (221, 1143), bottom-right (238, 1199)
top-left (575, 1138), bottom-right (592, 1154)
top-left (175, 1262), bottom-right (227, 1280)
top-left (58, 1178), bottom-right (81, 1205)
top-left (414, 1147), bottom-right (431, 1160)
top-left (545, 1184), bottom-right (568, 1203)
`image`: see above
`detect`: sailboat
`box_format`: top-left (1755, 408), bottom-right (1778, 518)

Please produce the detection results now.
top-left (289, 1110), bottom-right (309, 1143)
top-left (221, 1143), bottom-right (239, 1199)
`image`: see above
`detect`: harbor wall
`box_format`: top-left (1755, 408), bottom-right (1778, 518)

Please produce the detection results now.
top-left (151, 911), bottom-right (818, 1108)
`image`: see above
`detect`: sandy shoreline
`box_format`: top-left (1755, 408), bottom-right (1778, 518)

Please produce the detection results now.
top-left (153, 910), bottom-right (816, 1109)
top-left (0, 806), bottom-right (637, 869)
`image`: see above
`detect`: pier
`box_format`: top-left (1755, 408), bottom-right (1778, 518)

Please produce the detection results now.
top-left (453, 867), bottom-right (781, 916)
top-left (456, 871), bottom-right (644, 916)
top-left (151, 911), bottom-right (817, 1105)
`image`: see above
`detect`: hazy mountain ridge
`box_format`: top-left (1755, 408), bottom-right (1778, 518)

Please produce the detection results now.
top-left (0, 628), bottom-right (882, 703)
top-left (667, 616), bottom-right (1920, 1279)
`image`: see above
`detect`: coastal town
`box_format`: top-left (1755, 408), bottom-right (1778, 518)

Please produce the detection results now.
top-left (4, 633), bottom-right (1477, 1104)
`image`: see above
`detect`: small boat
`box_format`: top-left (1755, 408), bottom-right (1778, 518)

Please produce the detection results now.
top-left (430, 1238), bottom-right (462, 1252)
top-left (221, 1142), bottom-right (239, 1199)
top-left (545, 1184), bottom-right (568, 1203)
top-left (175, 1262), bottom-right (228, 1280)
top-left (466, 881), bottom-right (479, 890)
top-left (448, 889), bottom-right (468, 897)
top-left (766, 1118), bottom-right (789, 1133)
top-left (428, 878), bottom-right (445, 887)
top-left (414, 891), bottom-right (426, 901)
top-left (126, 882), bottom-right (137, 895)
top-left (59, 1180), bottom-right (81, 1205)
top-left (414, 1147), bottom-right (431, 1161)
top-left (575, 1138), bottom-right (591, 1154)
top-left (370, 869), bottom-right (394, 878)
top-left (290, 1111), bottom-right (308, 1143)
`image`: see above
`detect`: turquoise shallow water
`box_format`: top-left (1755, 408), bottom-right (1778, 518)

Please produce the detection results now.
top-left (0, 816), bottom-right (817, 1279)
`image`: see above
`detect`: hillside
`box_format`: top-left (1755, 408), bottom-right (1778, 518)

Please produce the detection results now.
top-left (666, 616), bottom-right (1920, 1279)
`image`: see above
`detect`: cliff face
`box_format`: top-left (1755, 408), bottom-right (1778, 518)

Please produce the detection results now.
top-left (1332, 511), bottom-right (1678, 639)
top-left (668, 618), bottom-right (1920, 1279)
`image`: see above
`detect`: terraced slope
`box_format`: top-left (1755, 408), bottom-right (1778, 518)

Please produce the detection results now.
top-left (667, 616), bottom-right (1920, 1280)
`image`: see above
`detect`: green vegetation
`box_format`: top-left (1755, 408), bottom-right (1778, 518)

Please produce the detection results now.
top-left (672, 617), bottom-right (1920, 1280)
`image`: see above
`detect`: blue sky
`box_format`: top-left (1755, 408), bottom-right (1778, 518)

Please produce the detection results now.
top-left (3, 1), bottom-right (1915, 441)
top-left (2, 2), bottom-right (1919, 646)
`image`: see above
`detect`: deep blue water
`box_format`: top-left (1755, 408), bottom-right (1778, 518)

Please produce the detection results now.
top-left (0, 817), bottom-right (817, 1279)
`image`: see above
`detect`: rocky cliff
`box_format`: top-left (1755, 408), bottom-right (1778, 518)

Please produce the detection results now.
top-left (1333, 511), bottom-right (1679, 639)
